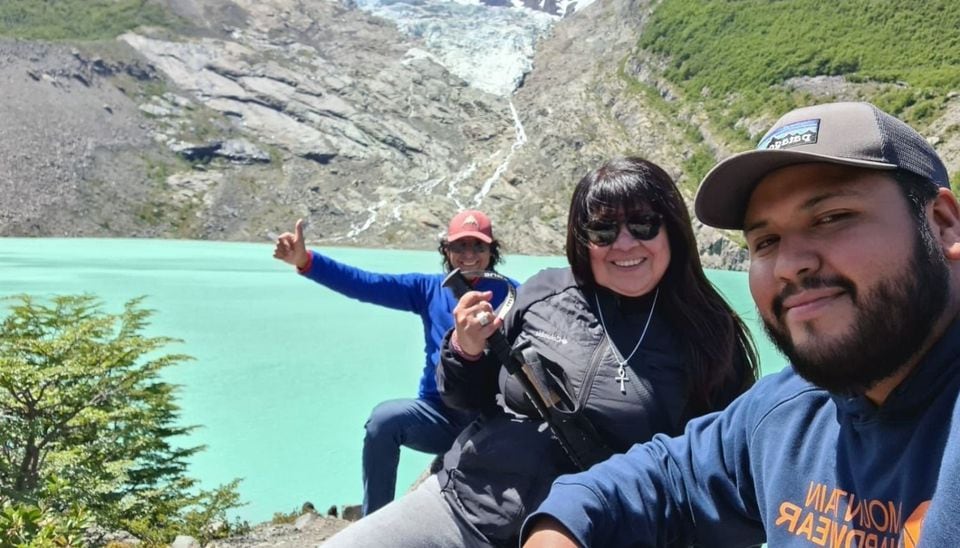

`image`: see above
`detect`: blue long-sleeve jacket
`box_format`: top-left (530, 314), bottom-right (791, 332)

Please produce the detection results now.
top-left (301, 250), bottom-right (518, 401)
top-left (523, 317), bottom-right (960, 547)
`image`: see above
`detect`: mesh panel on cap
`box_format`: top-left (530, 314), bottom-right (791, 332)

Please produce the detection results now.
top-left (874, 104), bottom-right (949, 187)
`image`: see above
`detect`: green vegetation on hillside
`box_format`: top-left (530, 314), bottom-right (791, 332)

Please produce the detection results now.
top-left (641, 0), bottom-right (960, 148)
top-left (0, 0), bottom-right (177, 40)
top-left (615, 58), bottom-right (718, 195)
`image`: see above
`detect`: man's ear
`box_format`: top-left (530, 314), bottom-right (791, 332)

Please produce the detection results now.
top-left (930, 187), bottom-right (960, 261)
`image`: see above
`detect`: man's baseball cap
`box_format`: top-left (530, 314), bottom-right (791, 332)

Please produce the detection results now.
top-left (447, 210), bottom-right (493, 243)
top-left (695, 102), bottom-right (950, 229)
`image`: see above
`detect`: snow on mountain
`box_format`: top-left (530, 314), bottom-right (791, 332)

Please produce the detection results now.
top-left (352, 0), bottom-right (593, 96)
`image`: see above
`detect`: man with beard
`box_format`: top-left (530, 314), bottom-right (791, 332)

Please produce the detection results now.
top-left (520, 102), bottom-right (960, 547)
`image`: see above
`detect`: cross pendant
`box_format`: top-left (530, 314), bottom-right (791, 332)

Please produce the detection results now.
top-left (615, 363), bottom-right (629, 394)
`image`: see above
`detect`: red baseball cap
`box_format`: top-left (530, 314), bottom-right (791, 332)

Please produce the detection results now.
top-left (446, 210), bottom-right (493, 243)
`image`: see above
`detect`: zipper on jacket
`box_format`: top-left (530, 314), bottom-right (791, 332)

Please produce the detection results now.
top-left (576, 335), bottom-right (609, 412)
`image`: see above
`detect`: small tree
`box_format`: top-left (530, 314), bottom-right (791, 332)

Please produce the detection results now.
top-left (0, 295), bottom-right (244, 544)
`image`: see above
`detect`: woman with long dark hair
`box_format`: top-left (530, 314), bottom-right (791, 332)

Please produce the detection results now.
top-left (564, 158), bottom-right (757, 419)
top-left (322, 157), bottom-right (758, 547)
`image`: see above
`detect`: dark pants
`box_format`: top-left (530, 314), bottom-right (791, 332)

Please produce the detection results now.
top-left (362, 397), bottom-right (475, 516)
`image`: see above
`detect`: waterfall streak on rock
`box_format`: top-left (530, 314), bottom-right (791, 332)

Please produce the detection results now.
top-left (472, 101), bottom-right (526, 206)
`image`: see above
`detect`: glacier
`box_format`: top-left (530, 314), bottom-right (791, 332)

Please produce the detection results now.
top-left (351, 0), bottom-right (595, 96)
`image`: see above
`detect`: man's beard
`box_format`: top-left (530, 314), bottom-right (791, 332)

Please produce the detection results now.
top-left (762, 227), bottom-right (950, 394)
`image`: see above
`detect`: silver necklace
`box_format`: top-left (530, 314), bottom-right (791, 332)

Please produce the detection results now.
top-left (594, 287), bottom-right (659, 394)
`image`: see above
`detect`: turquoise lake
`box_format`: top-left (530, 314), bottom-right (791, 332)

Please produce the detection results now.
top-left (0, 238), bottom-right (786, 523)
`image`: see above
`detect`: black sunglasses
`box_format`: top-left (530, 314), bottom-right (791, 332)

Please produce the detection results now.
top-left (584, 214), bottom-right (663, 246)
top-left (447, 240), bottom-right (490, 254)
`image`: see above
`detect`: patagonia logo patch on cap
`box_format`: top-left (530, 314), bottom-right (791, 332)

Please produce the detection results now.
top-left (758, 119), bottom-right (820, 150)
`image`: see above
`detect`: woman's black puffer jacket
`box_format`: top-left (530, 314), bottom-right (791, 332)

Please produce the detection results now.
top-left (436, 267), bottom-right (720, 546)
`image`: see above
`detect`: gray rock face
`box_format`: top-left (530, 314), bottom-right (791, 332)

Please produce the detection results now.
top-left (171, 535), bottom-right (201, 548)
top-left (3, 0), bottom-right (958, 269)
top-left (0, 0), bottom-right (736, 261)
top-left (0, 0), bottom-right (522, 249)
top-left (0, 40), bottom-right (158, 237)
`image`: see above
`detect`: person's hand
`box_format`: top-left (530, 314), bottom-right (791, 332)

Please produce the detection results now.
top-left (452, 290), bottom-right (501, 357)
top-left (273, 219), bottom-right (310, 270)
top-left (522, 517), bottom-right (580, 548)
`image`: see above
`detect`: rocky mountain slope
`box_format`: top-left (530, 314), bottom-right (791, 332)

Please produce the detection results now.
top-left (2, 0), bottom-right (959, 270)
top-left (1, 0), bottom-right (517, 250)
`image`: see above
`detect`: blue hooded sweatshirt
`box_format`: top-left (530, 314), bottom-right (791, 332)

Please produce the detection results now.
top-left (522, 317), bottom-right (960, 547)
top-left (301, 251), bottom-right (518, 401)
top-left (917, 392), bottom-right (960, 547)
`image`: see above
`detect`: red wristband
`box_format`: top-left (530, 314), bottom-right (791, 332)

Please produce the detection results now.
top-left (451, 332), bottom-right (484, 361)
top-left (296, 252), bottom-right (313, 274)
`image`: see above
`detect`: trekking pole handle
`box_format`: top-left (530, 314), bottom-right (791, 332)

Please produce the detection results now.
top-left (443, 269), bottom-right (516, 365)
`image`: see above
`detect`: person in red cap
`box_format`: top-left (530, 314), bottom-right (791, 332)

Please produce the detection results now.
top-left (273, 210), bottom-right (518, 516)
top-left (441, 210), bottom-right (496, 273)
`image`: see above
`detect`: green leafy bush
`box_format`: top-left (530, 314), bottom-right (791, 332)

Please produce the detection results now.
top-left (0, 295), bottom-right (245, 546)
top-left (0, 500), bottom-right (89, 548)
top-left (270, 508), bottom-right (302, 525)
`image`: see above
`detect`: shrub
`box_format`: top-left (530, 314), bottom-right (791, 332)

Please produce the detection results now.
top-left (0, 295), bottom-right (244, 546)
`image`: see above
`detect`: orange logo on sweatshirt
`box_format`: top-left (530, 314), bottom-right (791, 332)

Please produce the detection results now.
top-left (774, 481), bottom-right (930, 546)
top-left (898, 500), bottom-right (929, 548)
